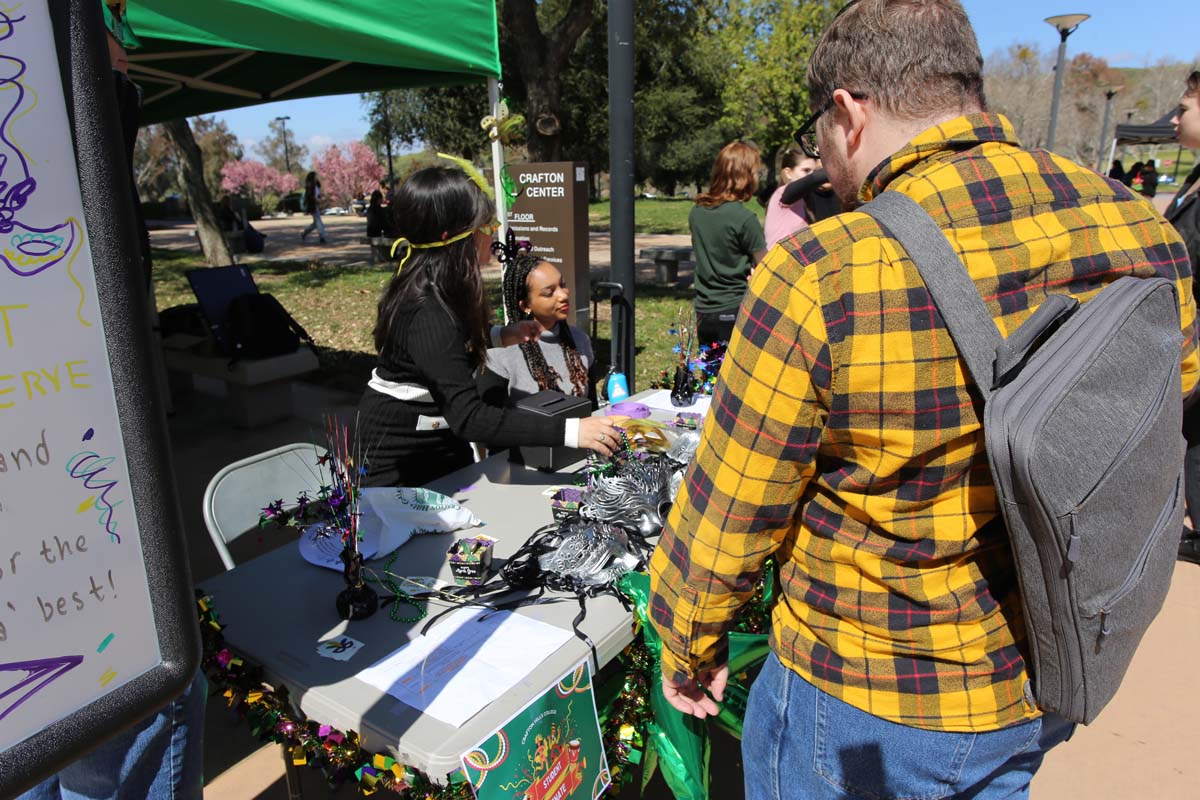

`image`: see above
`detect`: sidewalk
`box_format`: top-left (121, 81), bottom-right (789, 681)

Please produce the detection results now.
top-left (147, 215), bottom-right (693, 284)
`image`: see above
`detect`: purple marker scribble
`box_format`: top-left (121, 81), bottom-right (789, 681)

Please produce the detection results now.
top-left (0, 10), bottom-right (81, 279)
top-left (0, 655), bottom-right (84, 722)
top-left (65, 450), bottom-right (125, 543)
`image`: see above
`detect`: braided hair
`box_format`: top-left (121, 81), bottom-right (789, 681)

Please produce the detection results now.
top-left (502, 253), bottom-right (589, 397)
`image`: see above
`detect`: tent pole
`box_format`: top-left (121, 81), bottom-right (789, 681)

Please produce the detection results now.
top-left (608, 0), bottom-right (636, 386)
top-left (488, 77), bottom-right (509, 321)
top-left (1107, 138), bottom-right (1118, 175)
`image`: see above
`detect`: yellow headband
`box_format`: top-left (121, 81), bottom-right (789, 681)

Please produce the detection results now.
top-left (390, 228), bottom-right (477, 274)
top-left (437, 152), bottom-right (494, 200)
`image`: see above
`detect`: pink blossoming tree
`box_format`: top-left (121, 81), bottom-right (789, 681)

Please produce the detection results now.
top-left (311, 142), bottom-right (385, 208)
top-left (220, 160), bottom-right (299, 202)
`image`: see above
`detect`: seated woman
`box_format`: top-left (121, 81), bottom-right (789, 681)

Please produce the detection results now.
top-left (486, 253), bottom-right (599, 405)
top-left (356, 164), bottom-right (617, 488)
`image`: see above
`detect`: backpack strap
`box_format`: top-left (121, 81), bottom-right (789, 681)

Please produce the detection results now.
top-left (859, 191), bottom-right (1001, 401)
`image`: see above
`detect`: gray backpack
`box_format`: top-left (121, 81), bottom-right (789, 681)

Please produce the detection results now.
top-left (863, 191), bottom-right (1184, 724)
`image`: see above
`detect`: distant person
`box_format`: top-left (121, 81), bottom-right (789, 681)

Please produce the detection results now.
top-left (1140, 159), bottom-right (1159, 198)
top-left (689, 141), bottom-right (766, 344)
top-left (300, 170), bottom-right (327, 244)
top-left (1169, 71), bottom-right (1200, 563)
top-left (366, 189), bottom-right (388, 238)
top-left (780, 163), bottom-right (843, 223)
top-left (763, 147), bottom-right (817, 248)
top-left (1128, 160), bottom-right (1145, 190)
top-left (1108, 159), bottom-right (1126, 184)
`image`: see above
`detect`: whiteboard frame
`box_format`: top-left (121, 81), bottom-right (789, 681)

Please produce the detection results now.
top-left (0, 1), bottom-right (201, 794)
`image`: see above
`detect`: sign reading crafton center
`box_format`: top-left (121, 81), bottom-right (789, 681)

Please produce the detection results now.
top-left (506, 163), bottom-right (590, 330)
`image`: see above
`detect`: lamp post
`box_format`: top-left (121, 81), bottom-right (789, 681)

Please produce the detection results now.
top-left (1044, 13), bottom-right (1090, 152)
top-left (274, 115), bottom-right (292, 175)
top-left (1095, 86), bottom-right (1121, 173)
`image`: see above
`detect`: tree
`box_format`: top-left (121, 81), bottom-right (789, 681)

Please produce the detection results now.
top-left (132, 124), bottom-right (180, 200)
top-left (255, 117), bottom-right (308, 178)
top-left (192, 116), bottom-right (243, 197)
top-left (365, 84), bottom-right (491, 163)
top-left (162, 118), bottom-right (234, 266)
top-left (220, 160), bottom-right (298, 202)
top-left (502, 0), bottom-right (596, 162)
top-left (983, 43), bottom-right (1054, 149)
top-left (709, 0), bottom-right (846, 177)
top-left (311, 142), bottom-right (386, 207)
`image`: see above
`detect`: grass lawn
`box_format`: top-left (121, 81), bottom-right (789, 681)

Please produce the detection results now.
top-left (588, 197), bottom-right (765, 235)
top-left (153, 249), bottom-right (695, 395)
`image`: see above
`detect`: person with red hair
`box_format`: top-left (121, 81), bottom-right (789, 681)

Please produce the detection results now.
top-left (689, 142), bottom-right (767, 344)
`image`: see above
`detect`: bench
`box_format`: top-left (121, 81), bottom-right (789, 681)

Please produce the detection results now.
top-left (639, 246), bottom-right (693, 285)
top-left (361, 236), bottom-right (391, 265)
top-left (162, 334), bottom-right (320, 428)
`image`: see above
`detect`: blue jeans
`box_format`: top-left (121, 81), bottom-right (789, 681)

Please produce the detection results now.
top-left (743, 653), bottom-right (1074, 800)
top-left (18, 671), bottom-right (206, 800)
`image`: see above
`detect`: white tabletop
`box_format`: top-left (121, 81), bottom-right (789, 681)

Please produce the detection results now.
top-left (198, 391), bottom-right (703, 777)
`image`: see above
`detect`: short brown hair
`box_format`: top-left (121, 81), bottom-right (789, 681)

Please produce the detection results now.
top-left (696, 142), bottom-right (762, 207)
top-left (1185, 70), bottom-right (1200, 98)
top-left (806, 0), bottom-right (985, 121)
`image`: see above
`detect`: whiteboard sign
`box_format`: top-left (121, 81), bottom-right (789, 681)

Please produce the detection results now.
top-left (0, 1), bottom-right (162, 755)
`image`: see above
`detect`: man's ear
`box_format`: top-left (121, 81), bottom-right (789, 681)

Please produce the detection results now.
top-left (832, 88), bottom-right (869, 151)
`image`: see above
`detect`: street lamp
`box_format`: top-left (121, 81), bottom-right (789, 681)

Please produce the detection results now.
top-left (1044, 13), bottom-right (1090, 152)
top-left (1095, 86), bottom-right (1122, 173)
top-left (274, 115), bottom-right (292, 175)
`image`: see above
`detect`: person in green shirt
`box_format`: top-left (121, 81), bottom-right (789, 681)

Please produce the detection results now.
top-left (689, 141), bottom-right (767, 344)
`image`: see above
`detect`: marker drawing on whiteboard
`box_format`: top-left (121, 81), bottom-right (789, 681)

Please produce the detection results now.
top-left (0, 655), bottom-right (84, 722)
top-left (98, 668), bottom-right (117, 687)
top-left (65, 446), bottom-right (125, 544)
top-left (97, 633), bottom-right (114, 654)
top-left (0, 10), bottom-right (87, 325)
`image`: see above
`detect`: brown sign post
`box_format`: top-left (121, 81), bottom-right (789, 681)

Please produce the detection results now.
top-left (505, 162), bottom-right (590, 331)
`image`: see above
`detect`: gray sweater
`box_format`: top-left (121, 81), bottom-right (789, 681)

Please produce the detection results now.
top-left (485, 323), bottom-right (595, 401)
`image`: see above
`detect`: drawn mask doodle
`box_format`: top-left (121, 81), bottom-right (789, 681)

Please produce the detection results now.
top-left (581, 459), bottom-right (673, 537)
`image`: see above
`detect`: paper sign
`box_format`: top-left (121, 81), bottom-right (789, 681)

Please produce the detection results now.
top-left (461, 660), bottom-right (610, 800)
top-left (0, 2), bottom-right (161, 754)
top-left (316, 635), bottom-right (364, 662)
top-left (360, 607), bottom-right (572, 727)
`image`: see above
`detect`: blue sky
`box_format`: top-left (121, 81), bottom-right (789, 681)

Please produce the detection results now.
top-left (212, 0), bottom-right (1199, 165)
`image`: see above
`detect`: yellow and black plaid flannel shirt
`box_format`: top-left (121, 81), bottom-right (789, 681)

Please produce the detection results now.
top-left (648, 113), bottom-right (1199, 732)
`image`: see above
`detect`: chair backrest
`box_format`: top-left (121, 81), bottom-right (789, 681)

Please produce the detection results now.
top-left (202, 442), bottom-right (327, 571)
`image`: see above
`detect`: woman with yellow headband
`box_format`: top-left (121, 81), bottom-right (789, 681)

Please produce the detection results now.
top-left (357, 165), bottom-right (618, 487)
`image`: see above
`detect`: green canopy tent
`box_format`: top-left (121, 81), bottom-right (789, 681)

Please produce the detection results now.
top-left (125, 0), bottom-right (501, 123)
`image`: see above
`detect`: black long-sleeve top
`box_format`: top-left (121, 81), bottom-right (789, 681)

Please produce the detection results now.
top-left (357, 300), bottom-right (564, 486)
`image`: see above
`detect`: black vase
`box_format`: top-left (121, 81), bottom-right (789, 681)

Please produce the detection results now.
top-left (670, 365), bottom-right (696, 407)
top-left (336, 582), bottom-right (378, 621)
top-left (336, 548), bottom-right (378, 621)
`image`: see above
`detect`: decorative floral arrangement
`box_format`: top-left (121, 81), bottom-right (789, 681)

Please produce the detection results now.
top-left (258, 416), bottom-right (378, 621)
top-left (651, 337), bottom-right (728, 397)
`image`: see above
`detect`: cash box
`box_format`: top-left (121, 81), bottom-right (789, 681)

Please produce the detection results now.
top-left (509, 390), bottom-right (592, 471)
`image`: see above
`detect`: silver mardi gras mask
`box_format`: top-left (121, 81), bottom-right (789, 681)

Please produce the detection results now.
top-left (580, 458), bottom-right (674, 537)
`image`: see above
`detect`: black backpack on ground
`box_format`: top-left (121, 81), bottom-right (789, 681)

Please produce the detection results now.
top-left (222, 293), bottom-right (315, 364)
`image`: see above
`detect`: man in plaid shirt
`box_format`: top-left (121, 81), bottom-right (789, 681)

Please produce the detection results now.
top-left (648, 1), bottom-right (1198, 797)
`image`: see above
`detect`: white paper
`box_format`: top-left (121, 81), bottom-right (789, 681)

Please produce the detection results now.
top-left (639, 389), bottom-right (712, 416)
top-left (316, 635), bottom-right (365, 662)
top-left (358, 608), bottom-right (573, 727)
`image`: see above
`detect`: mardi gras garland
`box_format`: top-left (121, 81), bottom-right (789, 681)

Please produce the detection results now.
top-left (198, 569), bottom-right (774, 798)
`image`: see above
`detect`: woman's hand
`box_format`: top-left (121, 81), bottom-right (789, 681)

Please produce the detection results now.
top-left (578, 416), bottom-right (620, 457)
top-left (498, 320), bottom-right (542, 346)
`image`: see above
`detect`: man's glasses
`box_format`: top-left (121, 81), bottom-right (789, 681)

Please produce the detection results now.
top-left (792, 92), bottom-right (868, 158)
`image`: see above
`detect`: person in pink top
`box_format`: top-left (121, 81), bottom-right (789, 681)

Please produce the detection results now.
top-left (764, 147), bottom-right (819, 248)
